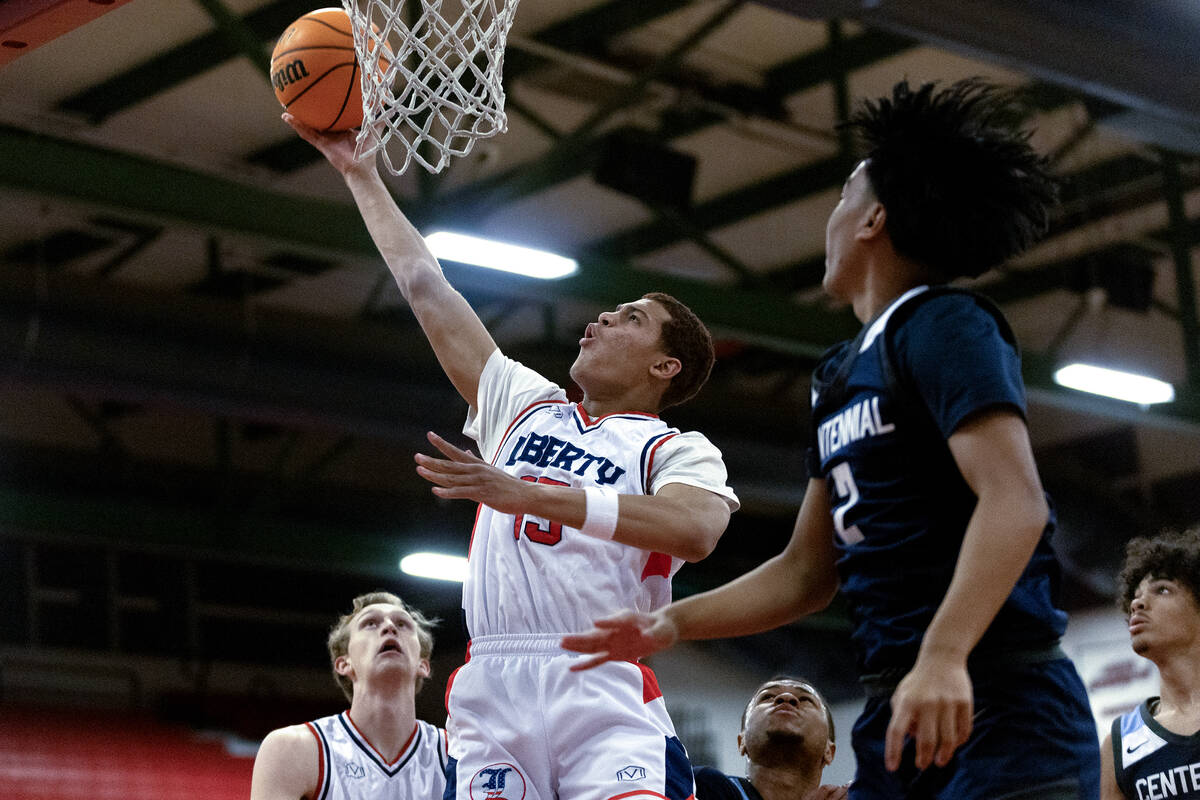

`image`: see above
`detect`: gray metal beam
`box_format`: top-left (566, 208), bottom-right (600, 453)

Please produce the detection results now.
top-left (761, 0), bottom-right (1200, 152)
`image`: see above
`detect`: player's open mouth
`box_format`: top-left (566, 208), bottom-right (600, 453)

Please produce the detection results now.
top-left (379, 641), bottom-right (402, 654)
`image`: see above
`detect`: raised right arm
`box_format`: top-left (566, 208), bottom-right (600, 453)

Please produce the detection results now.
top-left (285, 115), bottom-right (497, 408)
top-left (562, 478), bottom-right (840, 666)
top-left (250, 724), bottom-right (319, 800)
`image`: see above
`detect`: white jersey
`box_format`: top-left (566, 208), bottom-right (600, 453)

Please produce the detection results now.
top-left (305, 713), bottom-right (448, 800)
top-left (461, 350), bottom-right (739, 637)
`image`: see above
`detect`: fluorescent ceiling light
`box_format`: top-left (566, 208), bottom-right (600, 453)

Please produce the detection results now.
top-left (399, 552), bottom-right (469, 583)
top-left (425, 231), bottom-right (577, 279)
top-left (1053, 363), bottom-right (1175, 405)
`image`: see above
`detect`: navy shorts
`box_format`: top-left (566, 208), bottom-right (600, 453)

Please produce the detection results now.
top-left (849, 658), bottom-right (1100, 800)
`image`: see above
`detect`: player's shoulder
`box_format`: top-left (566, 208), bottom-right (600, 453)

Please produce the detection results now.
top-left (260, 722), bottom-right (320, 758)
top-left (252, 723), bottom-right (321, 799)
top-left (897, 287), bottom-right (1000, 327)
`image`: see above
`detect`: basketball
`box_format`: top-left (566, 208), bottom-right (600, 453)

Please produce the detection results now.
top-left (270, 8), bottom-right (378, 132)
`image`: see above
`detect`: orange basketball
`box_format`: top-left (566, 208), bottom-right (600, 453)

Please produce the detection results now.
top-left (270, 8), bottom-right (378, 132)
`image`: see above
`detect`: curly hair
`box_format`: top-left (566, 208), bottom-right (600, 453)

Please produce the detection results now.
top-left (1116, 527), bottom-right (1200, 615)
top-left (841, 78), bottom-right (1058, 280)
top-left (643, 292), bottom-right (715, 410)
top-left (326, 591), bottom-right (438, 702)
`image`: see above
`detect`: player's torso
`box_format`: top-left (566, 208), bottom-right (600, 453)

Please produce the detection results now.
top-left (809, 289), bottom-right (1064, 670)
top-left (307, 714), bottom-right (448, 800)
top-left (465, 402), bottom-right (682, 636)
top-left (1116, 702), bottom-right (1200, 798)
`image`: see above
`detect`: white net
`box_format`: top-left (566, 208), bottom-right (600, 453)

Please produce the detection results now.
top-left (342, 0), bottom-right (520, 175)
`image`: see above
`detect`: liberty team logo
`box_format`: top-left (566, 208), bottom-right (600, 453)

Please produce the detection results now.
top-left (471, 762), bottom-right (526, 800)
top-left (344, 761), bottom-right (365, 779)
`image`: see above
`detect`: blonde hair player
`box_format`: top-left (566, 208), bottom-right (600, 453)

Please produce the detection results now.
top-left (250, 591), bottom-right (447, 800)
top-left (283, 115), bottom-right (739, 800)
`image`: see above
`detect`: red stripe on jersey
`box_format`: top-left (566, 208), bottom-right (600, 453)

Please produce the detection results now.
top-left (346, 712), bottom-right (416, 765)
top-left (641, 552), bottom-right (672, 581)
top-left (637, 663), bottom-right (664, 704)
top-left (606, 791), bottom-right (679, 800)
top-left (643, 433), bottom-right (678, 494)
top-left (575, 404), bottom-right (660, 426)
top-left (445, 662), bottom-right (465, 718)
top-left (305, 721), bottom-right (326, 797)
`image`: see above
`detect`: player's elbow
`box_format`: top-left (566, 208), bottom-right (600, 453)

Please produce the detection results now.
top-left (676, 508), bottom-right (730, 563)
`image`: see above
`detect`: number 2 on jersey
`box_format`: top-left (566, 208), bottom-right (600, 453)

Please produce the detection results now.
top-left (514, 476), bottom-right (569, 545)
top-left (830, 462), bottom-right (865, 544)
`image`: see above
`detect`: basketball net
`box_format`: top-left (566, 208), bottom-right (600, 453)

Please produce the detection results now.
top-left (341, 0), bottom-right (519, 175)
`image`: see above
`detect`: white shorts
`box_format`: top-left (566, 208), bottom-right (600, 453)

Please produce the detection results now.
top-left (444, 634), bottom-right (694, 800)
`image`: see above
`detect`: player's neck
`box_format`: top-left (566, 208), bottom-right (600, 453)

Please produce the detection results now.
top-left (1153, 643), bottom-right (1200, 717)
top-left (347, 689), bottom-right (419, 760)
top-left (852, 251), bottom-right (933, 324)
top-left (745, 761), bottom-right (822, 800)
top-left (580, 387), bottom-right (661, 418)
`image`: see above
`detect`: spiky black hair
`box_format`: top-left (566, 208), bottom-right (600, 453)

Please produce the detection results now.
top-left (842, 78), bottom-right (1058, 279)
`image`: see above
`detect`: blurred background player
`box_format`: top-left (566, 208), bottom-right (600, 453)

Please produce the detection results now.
top-left (284, 116), bottom-right (739, 800)
top-left (564, 79), bottom-right (1100, 799)
top-left (1102, 528), bottom-right (1200, 799)
top-left (250, 591), bottom-right (447, 800)
top-left (693, 676), bottom-right (846, 800)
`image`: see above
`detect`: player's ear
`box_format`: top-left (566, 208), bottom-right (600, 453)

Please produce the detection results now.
top-left (822, 739), bottom-right (836, 767)
top-left (650, 356), bottom-right (681, 382)
top-left (737, 732), bottom-right (746, 757)
top-left (417, 658), bottom-right (431, 679)
top-left (857, 202), bottom-right (886, 241)
top-left (334, 654), bottom-right (354, 679)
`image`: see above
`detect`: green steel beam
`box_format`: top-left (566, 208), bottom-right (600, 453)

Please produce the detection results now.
top-left (0, 123), bottom-right (378, 257)
top-left (192, 0), bottom-right (272, 78)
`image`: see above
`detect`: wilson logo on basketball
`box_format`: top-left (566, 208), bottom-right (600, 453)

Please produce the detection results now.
top-left (271, 59), bottom-right (310, 93)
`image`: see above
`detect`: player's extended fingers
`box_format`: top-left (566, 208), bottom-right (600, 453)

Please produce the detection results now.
top-left (883, 704), bottom-right (912, 771)
top-left (912, 703), bottom-right (940, 770)
top-left (567, 651), bottom-right (614, 671)
top-left (426, 431), bottom-right (480, 462)
top-left (933, 701), bottom-right (961, 767)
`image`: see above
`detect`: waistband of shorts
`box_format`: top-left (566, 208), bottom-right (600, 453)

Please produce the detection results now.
top-left (858, 641), bottom-right (1067, 698)
top-left (467, 634), bottom-right (569, 657)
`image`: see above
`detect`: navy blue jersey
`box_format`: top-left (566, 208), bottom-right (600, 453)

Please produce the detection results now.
top-left (807, 286), bottom-right (1067, 673)
top-left (1112, 699), bottom-right (1200, 799)
top-left (692, 767), bottom-right (762, 800)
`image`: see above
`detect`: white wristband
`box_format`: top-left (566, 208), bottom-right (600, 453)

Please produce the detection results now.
top-left (581, 486), bottom-right (620, 540)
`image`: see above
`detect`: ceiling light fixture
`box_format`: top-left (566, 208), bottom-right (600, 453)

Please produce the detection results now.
top-left (425, 231), bottom-right (577, 280)
top-left (399, 552), bottom-right (469, 583)
top-left (1053, 363), bottom-right (1175, 405)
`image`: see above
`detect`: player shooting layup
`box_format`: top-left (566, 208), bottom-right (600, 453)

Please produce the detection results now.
top-left (285, 114), bottom-right (739, 800)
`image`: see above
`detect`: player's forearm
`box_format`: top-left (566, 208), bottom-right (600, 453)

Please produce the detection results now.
top-left (919, 489), bottom-right (1048, 662)
top-left (342, 167), bottom-right (446, 303)
top-left (527, 484), bottom-right (728, 562)
top-left (342, 167), bottom-right (496, 404)
top-left (666, 549), bottom-right (836, 640)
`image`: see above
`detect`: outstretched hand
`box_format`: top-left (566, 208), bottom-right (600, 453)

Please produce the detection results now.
top-left (883, 654), bottom-right (973, 772)
top-left (560, 609), bottom-right (679, 671)
top-left (281, 112), bottom-right (368, 176)
top-left (414, 431), bottom-right (531, 514)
